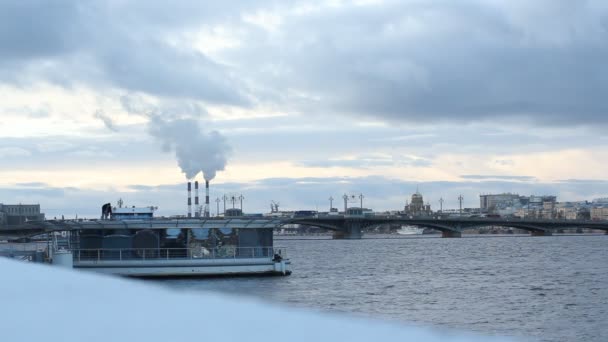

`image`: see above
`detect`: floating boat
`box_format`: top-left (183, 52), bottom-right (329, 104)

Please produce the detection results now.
top-left (397, 225), bottom-right (424, 235)
top-left (50, 205), bottom-right (291, 277)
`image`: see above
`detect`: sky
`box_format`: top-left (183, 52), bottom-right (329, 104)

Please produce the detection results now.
top-left (1, 0), bottom-right (608, 217)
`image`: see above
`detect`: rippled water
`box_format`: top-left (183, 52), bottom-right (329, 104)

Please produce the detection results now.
top-left (159, 235), bottom-right (608, 342)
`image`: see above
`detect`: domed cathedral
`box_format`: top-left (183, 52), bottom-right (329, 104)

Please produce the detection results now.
top-left (404, 188), bottom-right (432, 216)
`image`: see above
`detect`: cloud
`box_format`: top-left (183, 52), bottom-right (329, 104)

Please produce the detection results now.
top-left (0, 2), bottom-right (82, 60)
top-left (556, 179), bottom-right (608, 184)
top-left (0, 184), bottom-right (66, 200)
top-left (0, 2), bottom-right (251, 106)
top-left (1, 1), bottom-right (607, 126)
top-left (93, 109), bottom-right (118, 132)
top-left (0, 105), bottom-right (50, 118)
top-left (119, 93), bottom-right (209, 120)
top-left (299, 155), bottom-right (432, 169)
top-left (127, 185), bottom-right (162, 192)
top-left (460, 175), bottom-right (536, 181)
top-left (0, 147), bottom-right (31, 158)
top-left (493, 159), bottom-right (514, 166)
top-left (14, 182), bottom-right (49, 188)
top-left (67, 149), bottom-right (114, 158)
top-left (36, 141), bottom-right (76, 153)
top-left (222, 1), bottom-right (608, 125)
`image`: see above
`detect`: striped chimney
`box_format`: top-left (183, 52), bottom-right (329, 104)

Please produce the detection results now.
top-left (187, 181), bottom-right (192, 218)
top-left (194, 180), bottom-right (200, 217)
top-left (205, 180), bottom-right (210, 218)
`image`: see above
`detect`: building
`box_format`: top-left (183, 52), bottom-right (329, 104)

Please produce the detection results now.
top-left (0, 203), bottom-right (45, 227)
top-left (441, 208), bottom-right (481, 217)
top-left (225, 208), bottom-right (244, 217)
top-left (404, 190), bottom-right (432, 216)
top-left (592, 198), bottom-right (608, 205)
top-left (345, 207), bottom-right (374, 217)
top-left (528, 195), bottom-right (557, 206)
top-left (590, 198), bottom-right (608, 221)
top-left (480, 193), bottom-right (521, 213)
top-left (554, 202), bottom-right (591, 220)
top-left (511, 200), bottom-right (591, 220)
top-left (480, 193), bottom-right (558, 217)
top-left (591, 207), bottom-right (608, 221)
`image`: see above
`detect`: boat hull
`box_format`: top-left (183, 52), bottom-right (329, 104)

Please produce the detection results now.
top-left (73, 258), bottom-right (291, 277)
top-left (397, 226), bottom-right (424, 235)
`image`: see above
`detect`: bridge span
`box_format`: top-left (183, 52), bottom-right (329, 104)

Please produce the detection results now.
top-left (1, 216), bottom-right (608, 240)
top-left (287, 216), bottom-right (608, 239)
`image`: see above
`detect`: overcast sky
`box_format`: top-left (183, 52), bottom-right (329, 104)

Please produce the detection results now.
top-left (1, 0), bottom-right (608, 217)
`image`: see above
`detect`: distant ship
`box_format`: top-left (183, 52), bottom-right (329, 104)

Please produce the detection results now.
top-left (397, 226), bottom-right (424, 235)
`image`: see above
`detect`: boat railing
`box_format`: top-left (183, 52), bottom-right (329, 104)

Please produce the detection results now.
top-left (71, 247), bottom-right (287, 262)
top-left (0, 241), bottom-right (48, 253)
top-left (0, 241), bottom-right (48, 262)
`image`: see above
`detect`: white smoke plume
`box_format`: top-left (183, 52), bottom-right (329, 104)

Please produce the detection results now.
top-left (147, 115), bottom-right (230, 181)
top-left (119, 94), bottom-right (230, 180)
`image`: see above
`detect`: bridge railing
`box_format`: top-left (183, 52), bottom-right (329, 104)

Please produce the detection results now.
top-left (381, 216), bottom-right (608, 223)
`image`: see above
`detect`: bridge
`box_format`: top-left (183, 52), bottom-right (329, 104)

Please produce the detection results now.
top-left (1, 216), bottom-right (608, 240)
top-left (287, 216), bottom-right (608, 239)
top-left (0, 217), bottom-right (285, 240)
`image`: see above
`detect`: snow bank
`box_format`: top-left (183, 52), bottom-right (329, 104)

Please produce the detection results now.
top-left (0, 259), bottom-right (514, 342)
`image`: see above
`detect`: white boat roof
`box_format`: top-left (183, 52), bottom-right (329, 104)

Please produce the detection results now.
top-left (113, 207), bottom-right (155, 214)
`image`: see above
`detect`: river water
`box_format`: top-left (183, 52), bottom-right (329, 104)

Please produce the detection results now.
top-left (159, 235), bottom-right (608, 342)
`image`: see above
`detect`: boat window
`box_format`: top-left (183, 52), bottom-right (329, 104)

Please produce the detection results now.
top-left (191, 228), bottom-right (210, 240)
top-left (166, 228), bottom-right (181, 238)
top-left (219, 227), bottom-right (233, 235)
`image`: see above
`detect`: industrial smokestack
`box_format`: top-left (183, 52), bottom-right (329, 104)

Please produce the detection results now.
top-left (194, 180), bottom-right (200, 217)
top-left (205, 180), bottom-right (210, 218)
top-left (187, 182), bottom-right (192, 218)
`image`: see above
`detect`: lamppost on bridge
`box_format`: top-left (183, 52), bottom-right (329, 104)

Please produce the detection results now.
top-left (230, 194), bottom-right (237, 209)
top-left (222, 194), bottom-right (228, 215)
top-left (458, 195), bottom-right (464, 217)
top-left (329, 196), bottom-right (334, 211)
top-left (238, 194), bottom-right (244, 211)
top-left (359, 193), bottom-right (364, 209)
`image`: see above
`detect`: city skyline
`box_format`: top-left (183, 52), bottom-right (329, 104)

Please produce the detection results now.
top-left (1, 1), bottom-right (608, 216)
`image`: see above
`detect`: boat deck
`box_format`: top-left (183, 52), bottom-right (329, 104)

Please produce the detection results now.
top-left (55, 247), bottom-right (291, 277)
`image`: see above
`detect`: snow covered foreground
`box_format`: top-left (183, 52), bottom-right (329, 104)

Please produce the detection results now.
top-left (0, 259), bottom-right (514, 342)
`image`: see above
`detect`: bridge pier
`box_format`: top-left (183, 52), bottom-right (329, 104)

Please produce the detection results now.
top-left (530, 230), bottom-right (552, 237)
top-left (332, 222), bottom-right (363, 239)
top-left (441, 231), bottom-right (462, 238)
